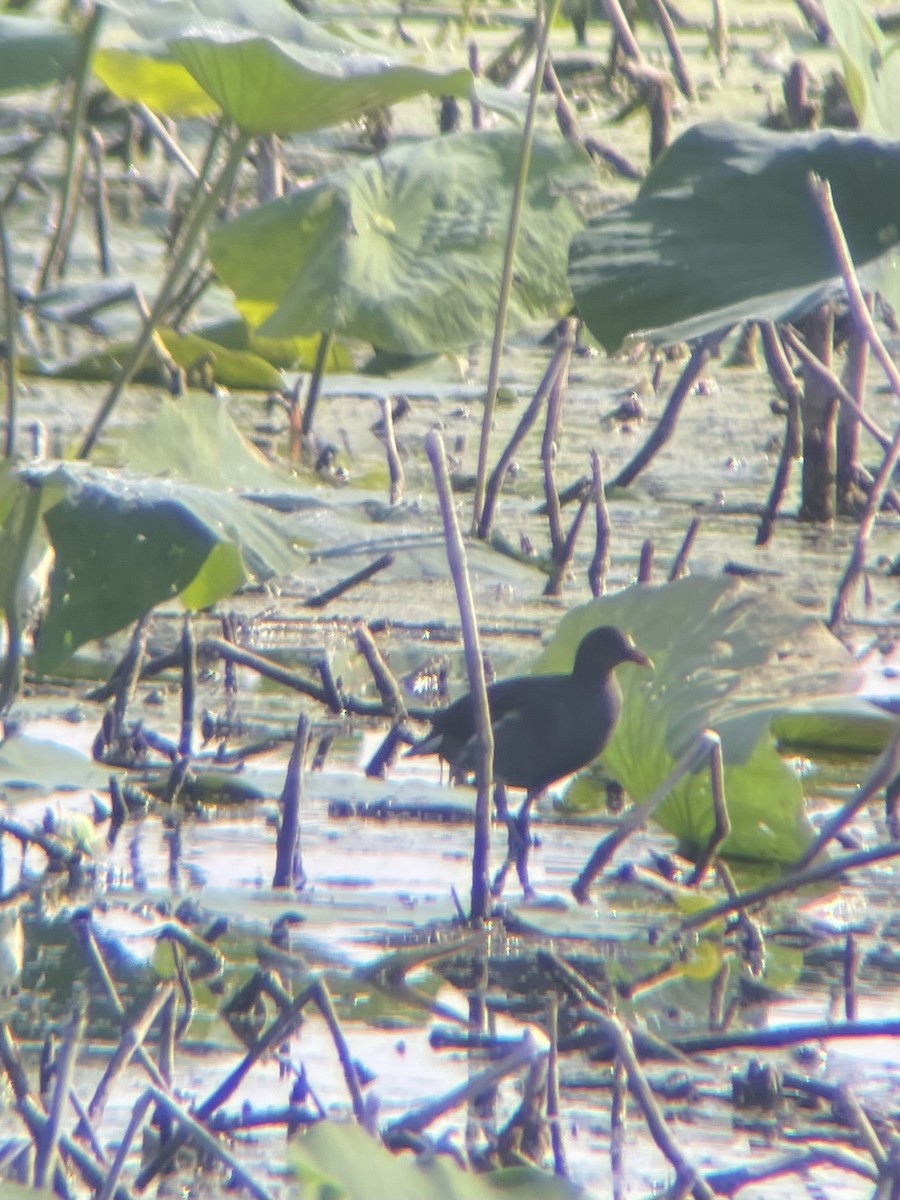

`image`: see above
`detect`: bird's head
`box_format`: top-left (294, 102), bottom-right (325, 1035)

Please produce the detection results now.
top-left (572, 625), bottom-right (653, 677)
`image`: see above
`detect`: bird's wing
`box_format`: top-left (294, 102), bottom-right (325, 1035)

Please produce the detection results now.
top-left (485, 674), bottom-right (566, 720)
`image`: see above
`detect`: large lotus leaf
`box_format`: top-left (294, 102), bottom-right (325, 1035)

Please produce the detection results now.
top-left (771, 695), bottom-right (898, 755)
top-left (0, 735), bottom-right (108, 795)
top-left (93, 47), bottom-right (216, 117)
top-left (173, 33), bottom-right (472, 136)
top-left (0, 15), bottom-right (79, 94)
top-left (210, 129), bottom-right (593, 354)
top-left (821, 0), bottom-right (900, 312)
top-left (120, 394), bottom-right (288, 492)
top-left (25, 464), bottom-right (302, 671)
top-left (536, 576), bottom-right (860, 863)
top-left (96, 0), bottom-right (471, 133)
top-left (290, 1122), bottom-right (579, 1200)
top-left (569, 120), bottom-right (900, 352)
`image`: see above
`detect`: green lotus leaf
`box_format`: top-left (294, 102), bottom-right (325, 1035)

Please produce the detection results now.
top-left (24, 451), bottom-right (301, 670)
top-left (290, 1121), bottom-right (579, 1200)
top-left (210, 128), bottom-right (593, 354)
top-left (540, 576), bottom-right (863, 863)
top-left (570, 120), bottom-right (900, 352)
top-left (0, 14), bottom-right (79, 94)
top-left (97, 0), bottom-right (472, 133)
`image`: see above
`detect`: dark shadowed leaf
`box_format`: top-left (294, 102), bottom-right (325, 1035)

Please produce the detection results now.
top-left (25, 462), bottom-right (301, 671)
top-left (0, 15), bottom-right (79, 94)
top-left (569, 120), bottom-right (900, 352)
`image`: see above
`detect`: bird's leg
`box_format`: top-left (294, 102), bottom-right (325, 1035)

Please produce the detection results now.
top-left (490, 856), bottom-right (512, 898)
top-left (489, 784), bottom-right (515, 898)
top-left (514, 791), bottom-right (538, 899)
top-left (490, 789), bottom-right (539, 899)
top-left (493, 783), bottom-right (510, 823)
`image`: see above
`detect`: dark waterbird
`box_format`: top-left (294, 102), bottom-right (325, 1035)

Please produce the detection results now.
top-left (407, 625), bottom-right (652, 894)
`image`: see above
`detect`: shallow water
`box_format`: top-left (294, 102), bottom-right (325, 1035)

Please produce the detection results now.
top-left (2, 1), bottom-right (900, 1195)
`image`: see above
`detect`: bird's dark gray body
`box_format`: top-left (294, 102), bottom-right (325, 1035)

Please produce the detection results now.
top-left (408, 625), bottom-right (650, 793)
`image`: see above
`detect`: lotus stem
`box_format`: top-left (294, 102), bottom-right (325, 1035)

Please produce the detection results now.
top-left (79, 122), bottom-right (247, 458)
top-left (0, 211), bottom-right (18, 458)
top-left (301, 329), bottom-right (334, 438)
top-left (472, 0), bottom-right (562, 533)
top-left (425, 428), bottom-right (493, 923)
top-left (273, 713), bottom-right (308, 889)
top-left (588, 450), bottom-right (610, 596)
top-left (37, 5), bottom-right (104, 292)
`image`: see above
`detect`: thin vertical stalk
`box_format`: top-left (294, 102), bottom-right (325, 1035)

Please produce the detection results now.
top-left (0, 212), bottom-right (18, 458)
top-left (472, 0), bottom-right (562, 531)
top-left (35, 997), bottom-right (86, 1189)
top-left (669, 516), bottom-right (700, 581)
top-left (96, 1092), bottom-right (154, 1200)
top-left (89, 129), bottom-right (114, 276)
top-left (425, 429), bottom-right (493, 923)
top-left (757, 321), bottom-right (802, 545)
top-left (711, 0), bottom-right (729, 68)
top-left (78, 122), bottom-right (244, 458)
top-left (837, 293), bottom-right (872, 510)
top-left (301, 329), bottom-right (334, 438)
top-left (169, 117), bottom-right (229, 260)
top-left (379, 395), bottom-right (404, 505)
top-left (478, 329), bottom-right (572, 539)
top-left (38, 6), bottom-right (104, 292)
top-left (179, 616), bottom-right (196, 759)
top-left (547, 997), bottom-right (567, 1176)
top-left (274, 713), bottom-right (308, 890)
top-left (588, 450), bottom-right (610, 597)
top-left (645, 0), bottom-right (695, 99)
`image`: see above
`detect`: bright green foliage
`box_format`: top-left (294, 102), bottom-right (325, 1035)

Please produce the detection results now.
top-left (96, 0), bottom-right (472, 133)
top-left (196, 318), bottom-right (354, 373)
top-left (824, 0), bottom-right (900, 135)
top-left (290, 1122), bottom-right (580, 1200)
top-left (210, 129), bottom-right (593, 354)
top-left (22, 326), bottom-right (291, 391)
top-left (93, 45), bottom-right (215, 116)
top-left (822, 0), bottom-right (900, 311)
top-left (537, 576), bottom-right (865, 863)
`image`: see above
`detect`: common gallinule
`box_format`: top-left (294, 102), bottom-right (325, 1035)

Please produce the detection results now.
top-left (407, 625), bottom-right (652, 893)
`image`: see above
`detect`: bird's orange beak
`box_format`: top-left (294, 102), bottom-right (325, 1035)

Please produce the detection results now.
top-left (627, 644), bottom-right (653, 669)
